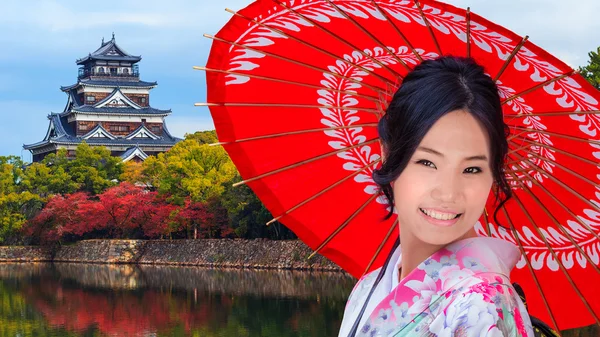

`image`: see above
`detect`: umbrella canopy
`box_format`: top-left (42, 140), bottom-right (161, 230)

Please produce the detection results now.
top-left (202, 0), bottom-right (600, 331)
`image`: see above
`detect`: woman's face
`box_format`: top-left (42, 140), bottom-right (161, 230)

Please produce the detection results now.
top-left (392, 109), bottom-right (494, 246)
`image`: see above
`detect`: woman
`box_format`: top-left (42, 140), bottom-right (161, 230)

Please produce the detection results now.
top-left (338, 56), bottom-right (536, 337)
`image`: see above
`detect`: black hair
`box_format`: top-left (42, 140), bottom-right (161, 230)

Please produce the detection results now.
top-left (372, 56), bottom-right (512, 228)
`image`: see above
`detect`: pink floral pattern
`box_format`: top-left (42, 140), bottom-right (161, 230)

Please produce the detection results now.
top-left (339, 237), bottom-right (534, 337)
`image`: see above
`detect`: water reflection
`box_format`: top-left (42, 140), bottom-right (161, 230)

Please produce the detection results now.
top-left (0, 263), bottom-right (355, 336)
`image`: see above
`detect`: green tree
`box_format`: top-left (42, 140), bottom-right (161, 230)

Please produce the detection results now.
top-left (20, 162), bottom-right (78, 197)
top-left (220, 173), bottom-right (296, 240)
top-left (578, 46), bottom-right (600, 89)
top-left (44, 143), bottom-right (123, 194)
top-left (145, 137), bottom-right (236, 204)
top-left (185, 130), bottom-right (218, 145)
top-left (0, 156), bottom-right (43, 244)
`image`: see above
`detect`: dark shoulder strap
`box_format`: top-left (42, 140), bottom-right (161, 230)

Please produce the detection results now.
top-left (346, 237), bottom-right (400, 337)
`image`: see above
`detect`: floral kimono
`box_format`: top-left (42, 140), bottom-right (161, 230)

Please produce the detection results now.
top-left (338, 237), bottom-right (535, 337)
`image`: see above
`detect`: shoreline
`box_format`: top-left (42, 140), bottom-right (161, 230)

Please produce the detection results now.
top-left (0, 239), bottom-right (346, 274)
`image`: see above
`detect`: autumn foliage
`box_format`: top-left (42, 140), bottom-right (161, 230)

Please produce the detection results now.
top-left (2, 130), bottom-right (296, 244)
top-left (25, 182), bottom-right (231, 244)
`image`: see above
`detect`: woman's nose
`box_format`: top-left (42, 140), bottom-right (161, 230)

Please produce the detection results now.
top-left (431, 175), bottom-right (461, 203)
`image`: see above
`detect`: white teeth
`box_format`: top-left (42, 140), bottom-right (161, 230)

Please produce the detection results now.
top-left (420, 208), bottom-right (459, 221)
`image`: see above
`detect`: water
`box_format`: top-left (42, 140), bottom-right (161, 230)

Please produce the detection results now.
top-left (0, 263), bottom-right (597, 336)
top-left (0, 263), bottom-right (355, 336)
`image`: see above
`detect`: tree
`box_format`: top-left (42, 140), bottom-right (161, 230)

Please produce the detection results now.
top-left (175, 197), bottom-right (232, 239)
top-left (86, 182), bottom-right (148, 238)
top-left (220, 173), bottom-right (296, 240)
top-left (143, 137), bottom-right (236, 204)
top-left (119, 160), bottom-right (145, 184)
top-left (184, 130), bottom-right (218, 145)
top-left (68, 142), bottom-right (123, 194)
top-left (20, 162), bottom-right (78, 197)
top-left (578, 46), bottom-right (600, 89)
top-left (38, 143), bottom-right (123, 195)
top-left (24, 192), bottom-right (90, 244)
top-left (0, 156), bottom-right (44, 244)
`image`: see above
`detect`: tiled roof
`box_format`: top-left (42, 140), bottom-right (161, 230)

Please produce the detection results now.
top-left (23, 114), bottom-right (181, 150)
top-left (76, 36), bottom-right (141, 65)
top-left (61, 79), bottom-right (157, 91)
top-left (69, 106), bottom-right (171, 115)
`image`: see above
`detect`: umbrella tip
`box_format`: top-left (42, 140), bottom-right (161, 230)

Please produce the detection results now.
top-left (192, 66), bottom-right (205, 71)
top-left (266, 216), bottom-right (281, 226)
top-left (203, 33), bottom-right (213, 39)
top-left (225, 8), bottom-right (235, 14)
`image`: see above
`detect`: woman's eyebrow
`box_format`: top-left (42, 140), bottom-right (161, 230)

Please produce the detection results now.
top-left (416, 146), bottom-right (488, 161)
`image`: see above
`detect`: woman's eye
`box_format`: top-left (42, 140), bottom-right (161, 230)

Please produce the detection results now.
top-left (464, 167), bottom-right (482, 174)
top-left (417, 160), bottom-right (436, 169)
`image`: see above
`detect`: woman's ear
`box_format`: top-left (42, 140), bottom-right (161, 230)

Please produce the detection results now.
top-left (379, 140), bottom-right (387, 163)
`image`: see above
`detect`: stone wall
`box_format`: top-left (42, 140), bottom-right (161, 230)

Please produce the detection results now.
top-left (0, 239), bottom-right (342, 272)
top-left (0, 246), bottom-right (52, 262)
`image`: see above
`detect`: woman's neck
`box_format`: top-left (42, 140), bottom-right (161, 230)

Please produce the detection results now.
top-left (398, 227), bottom-right (477, 282)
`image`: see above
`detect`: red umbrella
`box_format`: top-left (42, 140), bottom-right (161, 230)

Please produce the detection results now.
top-left (200, 0), bottom-right (600, 331)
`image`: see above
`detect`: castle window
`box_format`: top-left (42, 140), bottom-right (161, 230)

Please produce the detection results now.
top-left (86, 95), bottom-right (96, 103)
top-left (79, 124), bottom-right (89, 131)
top-left (123, 68), bottom-right (130, 74)
top-left (140, 97), bottom-right (146, 104)
top-left (110, 125), bottom-right (130, 132)
top-left (151, 126), bottom-right (161, 133)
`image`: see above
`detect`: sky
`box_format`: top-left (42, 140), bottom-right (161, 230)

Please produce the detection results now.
top-left (0, 0), bottom-right (598, 161)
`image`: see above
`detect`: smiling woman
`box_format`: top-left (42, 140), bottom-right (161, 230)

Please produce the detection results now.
top-left (339, 56), bottom-right (535, 337)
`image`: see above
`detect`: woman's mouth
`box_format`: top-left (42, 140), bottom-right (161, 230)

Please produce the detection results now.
top-left (419, 208), bottom-right (462, 227)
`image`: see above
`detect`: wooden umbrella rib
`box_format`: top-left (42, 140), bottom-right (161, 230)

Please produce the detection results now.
top-left (414, 0), bottom-right (442, 55)
top-left (512, 126), bottom-right (600, 146)
top-left (507, 138), bottom-right (600, 210)
top-left (506, 128), bottom-right (532, 142)
top-left (501, 207), bottom-right (561, 333)
top-left (232, 138), bottom-right (379, 187)
top-left (493, 35), bottom-right (529, 82)
top-left (266, 158), bottom-right (381, 226)
top-left (272, 0), bottom-right (402, 80)
top-left (506, 152), bottom-right (600, 271)
top-left (210, 124), bottom-right (378, 146)
top-left (466, 7), bottom-right (471, 58)
top-left (195, 66), bottom-right (379, 103)
top-left (203, 34), bottom-right (388, 96)
top-left (504, 151), bottom-right (598, 188)
top-left (510, 136), bottom-right (600, 167)
top-left (507, 143), bottom-right (533, 155)
top-left (196, 102), bottom-right (380, 114)
top-left (504, 110), bottom-right (600, 118)
top-left (308, 193), bottom-right (380, 259)
top-left (363, 218), bottom-right (399, 276)
top-left (369, 0), bottom-right (423, 62)
top-left (507, 176), bottom-right (600, 327)
top-left (324, 0), bottom-right (412, 72)
top-left (502, 70), bottom-right (575, 104)
top-left (224, 8), bottom-right (395, 85)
